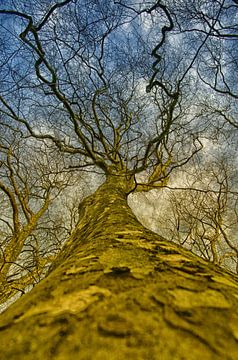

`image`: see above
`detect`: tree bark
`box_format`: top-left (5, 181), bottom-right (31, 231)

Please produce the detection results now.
top-left (0, 175), bottom-right (238, 359)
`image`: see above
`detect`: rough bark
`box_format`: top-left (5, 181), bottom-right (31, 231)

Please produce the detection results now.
top-left (0, 175), bottom-right (238, 359)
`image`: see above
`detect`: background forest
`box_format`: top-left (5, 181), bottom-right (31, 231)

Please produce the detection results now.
top-left (0, 0), bottom-right (238, 312)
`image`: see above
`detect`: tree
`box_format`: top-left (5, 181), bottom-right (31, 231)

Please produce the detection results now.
top-left (0, 127), bottom-right (73, 306)
top-left (153, 155), bottom-right (238, 273)
top-left (0, 1), bottom-right (238, 359)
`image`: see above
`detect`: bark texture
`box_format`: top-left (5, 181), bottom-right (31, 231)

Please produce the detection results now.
top-left (0, 176), bottom-right (238, 359)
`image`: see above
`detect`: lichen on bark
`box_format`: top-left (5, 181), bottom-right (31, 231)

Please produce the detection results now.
top-left (0, 176), bottom-right (238, 359)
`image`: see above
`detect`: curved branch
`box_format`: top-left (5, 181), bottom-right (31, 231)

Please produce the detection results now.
top-left (146, 3), bottom-right (174, 93)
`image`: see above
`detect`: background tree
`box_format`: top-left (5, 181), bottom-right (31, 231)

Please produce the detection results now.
top-left (0, 125), bottom-right (74, 306)
top-left (143, 154), bottom-right (238, 273)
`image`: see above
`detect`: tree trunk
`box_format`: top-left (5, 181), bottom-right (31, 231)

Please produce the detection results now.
top-left (0, 175), bottom-right (238, 359)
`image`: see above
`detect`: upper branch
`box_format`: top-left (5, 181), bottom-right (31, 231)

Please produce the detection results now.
top-left (146, 3), bottom-right (174, 93)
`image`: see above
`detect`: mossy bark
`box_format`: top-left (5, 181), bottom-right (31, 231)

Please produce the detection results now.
top-left (0, 175), bottom-right (238, 359)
